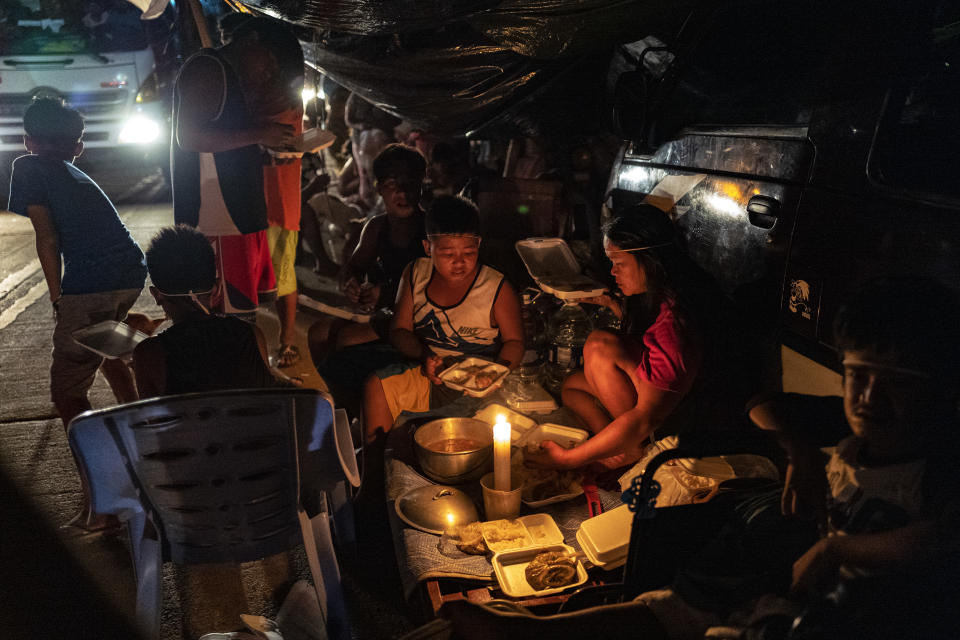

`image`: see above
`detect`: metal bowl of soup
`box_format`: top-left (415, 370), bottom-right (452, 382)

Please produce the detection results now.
top-left (413, 418), bottom-right (494, 484)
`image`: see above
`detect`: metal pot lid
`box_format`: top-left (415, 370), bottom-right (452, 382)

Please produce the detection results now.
top-left (395, 485), bottom-right (479, 535)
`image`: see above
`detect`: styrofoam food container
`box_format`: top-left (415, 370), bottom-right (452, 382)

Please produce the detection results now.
top-left (516, 427), bottom-right (589, 508)
top-left (472, 403), bottom-right (536, 443)
top-left (480, 519), bottom-right (533, 552)
top-left (439, 358), bottom-right (510, 397)
top-left (518, 513), bottom-right (564, 546)
top-left (518, 423), bottom-right (589, 448)
top-left (268, 127), bottom-right (336, 158)
top-left (576, 504), bottom-right (633, 570)
top-left (504, 381), bottom-right (558, 414)
top-left (515, 237), bottom-right (607, 300)
top-left (479, 513), bottom-right (565, 552)
top-left (72, 320), bottom-right (148, 359)
top-left (521, 478), bottom-right (583, 509)
top-left (492, 544), bottom-right (588, 598)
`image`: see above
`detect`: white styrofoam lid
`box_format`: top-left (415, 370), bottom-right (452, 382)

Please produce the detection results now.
top-left (519, 423), bottom-right (589, 447)
top-left (516, 238), bottom-right (583, 279)
top-left (472, 403), bottom-right (536, 443)
top-left (577, 504), bottom-right (633, 565)
top-left (515, 238), bottom-right (607, 296)
top-left (504, 382), bottom-right (558, 414)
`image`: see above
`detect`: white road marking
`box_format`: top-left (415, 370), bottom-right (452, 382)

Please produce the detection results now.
top-left (0, 260), bottom-right (41, 298)
top-left (0, 279), bottom-right (49, 331)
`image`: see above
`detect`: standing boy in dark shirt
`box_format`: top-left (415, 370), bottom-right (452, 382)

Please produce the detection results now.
top-left (7, 97), bottom-right (147, 533)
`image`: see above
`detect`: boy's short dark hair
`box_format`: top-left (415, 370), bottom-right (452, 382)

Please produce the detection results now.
top-left (373, 143), bottom-right (427, 183)
top-left (146, 225), bottom-right (216, 294)
top-left (833, 276), bottom-right (960, 390)
top-left (231, 17), bottom-right (303, 82)
top-left (23, 98), bottom-right (83, 146)
top-left (426, 195), bottom-right (480, 236)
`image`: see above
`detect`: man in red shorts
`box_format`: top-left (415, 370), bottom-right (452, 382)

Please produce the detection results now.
top-left (172, 18), bottom-right (302, 319)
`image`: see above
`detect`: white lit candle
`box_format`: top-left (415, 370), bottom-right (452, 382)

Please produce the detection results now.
top-left (493, 414), bottom-right (512, 492)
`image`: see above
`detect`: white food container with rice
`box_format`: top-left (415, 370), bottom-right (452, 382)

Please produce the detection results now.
top-left (478, 514), bottom-right (565, 552)
top-left (515, 238), bottom-right (606, 300)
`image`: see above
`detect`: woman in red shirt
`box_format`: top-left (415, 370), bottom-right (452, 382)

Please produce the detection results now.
top-left (529, 205), bottom-right (722, 471)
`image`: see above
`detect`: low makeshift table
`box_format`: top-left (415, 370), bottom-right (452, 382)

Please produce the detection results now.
top-left (383, 394), bottom-right (624, 614)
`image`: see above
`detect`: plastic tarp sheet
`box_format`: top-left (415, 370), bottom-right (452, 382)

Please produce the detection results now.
top-left (233, 0), bottom-right (695, 134)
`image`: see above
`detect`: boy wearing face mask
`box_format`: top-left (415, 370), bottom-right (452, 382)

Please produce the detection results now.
top-left (131, 225), bottom-right (278, 398)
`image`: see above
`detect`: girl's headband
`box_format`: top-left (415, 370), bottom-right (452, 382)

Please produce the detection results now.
top-left (841, 357), bottom-right (932, 380)
top-left (606, 241), bottom-right (674, 253)
top-left (426, 233), bottom-right (481, 240)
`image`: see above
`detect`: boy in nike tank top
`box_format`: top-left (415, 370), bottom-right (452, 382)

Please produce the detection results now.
top-left (362, 195), bottom-right (524, 442)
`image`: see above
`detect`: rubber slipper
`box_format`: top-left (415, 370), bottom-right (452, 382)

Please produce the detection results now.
top-left (276, 344), bottom-right (301, 368)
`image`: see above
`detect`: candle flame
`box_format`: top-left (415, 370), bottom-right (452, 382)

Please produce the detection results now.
top-left (496, 414), bottom-right (506, 425)
top-left (493, 419), bottom-right (511, 444)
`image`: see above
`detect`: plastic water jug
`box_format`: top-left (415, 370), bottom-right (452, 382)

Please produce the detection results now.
top-left (544, 301), bottom-right (594, 394)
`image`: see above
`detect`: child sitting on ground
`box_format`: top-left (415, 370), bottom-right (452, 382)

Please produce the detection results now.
top-left (7, 97), bottom-right (148, 534)
top-left (132, 225), bottom-right (280, 397)
top-left (362, 195), bottom-right (524, 442)
top-left (440, 276), bottom-right (960, 639)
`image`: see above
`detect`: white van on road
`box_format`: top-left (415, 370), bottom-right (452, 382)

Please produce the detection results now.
top-left (1, 1), bottom-right (175, 202)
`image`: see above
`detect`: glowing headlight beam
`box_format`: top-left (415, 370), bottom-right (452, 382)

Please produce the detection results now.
top-left (118, 116), bottom-right (161, 145)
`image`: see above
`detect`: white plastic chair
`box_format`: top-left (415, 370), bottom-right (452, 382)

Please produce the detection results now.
top-left (68, 388), bottom-right (360, 640)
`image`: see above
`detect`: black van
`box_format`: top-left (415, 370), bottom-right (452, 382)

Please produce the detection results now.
top-left (607, 0), bottom-right (960, 394)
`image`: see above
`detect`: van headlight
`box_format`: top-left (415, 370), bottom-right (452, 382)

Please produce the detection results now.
top-left (119, 115), bottom-right (161, 144)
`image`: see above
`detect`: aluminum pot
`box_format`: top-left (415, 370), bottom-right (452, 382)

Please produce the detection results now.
top-left (413, 417), bottom-right (494, 484)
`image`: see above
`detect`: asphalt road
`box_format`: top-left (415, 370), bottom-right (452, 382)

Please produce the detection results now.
top-left (0, 201), bottom-right (415, 639)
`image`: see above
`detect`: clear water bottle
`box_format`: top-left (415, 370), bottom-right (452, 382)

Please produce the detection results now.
top-left (544, 300), bottom-right (594, 395)
top-left (520, 288), bottom-right (548, 357)
top-left (591, 303), bottom-right (621, 332)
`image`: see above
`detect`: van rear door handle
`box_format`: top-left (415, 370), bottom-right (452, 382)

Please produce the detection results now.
top-left (747, 195), bottom-right (780, 229)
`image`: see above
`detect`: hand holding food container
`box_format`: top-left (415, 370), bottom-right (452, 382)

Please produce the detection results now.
top-left (422, 353), bottom-right (446, 384)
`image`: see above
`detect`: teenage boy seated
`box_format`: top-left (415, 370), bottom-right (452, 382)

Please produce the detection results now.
top-left (439, 276), bottom-right (960, 640)
top-left (362, 195), bottom-right (524, 442)
top-left (132, 225), bottom-right (279, 397)
top-left (308, 143), bottom-right (428, 361)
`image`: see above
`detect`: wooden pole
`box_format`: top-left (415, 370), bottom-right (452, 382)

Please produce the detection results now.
top-left (185, 0), bottom-right (214, 48)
